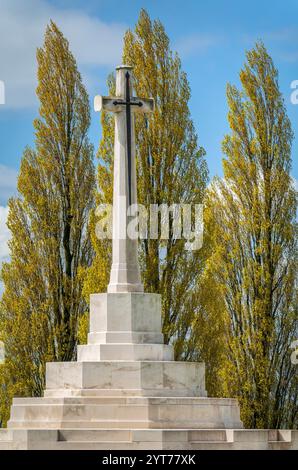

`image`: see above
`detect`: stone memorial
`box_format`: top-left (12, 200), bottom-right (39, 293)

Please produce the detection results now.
top-left (0, 66), bottom-right (297, 450)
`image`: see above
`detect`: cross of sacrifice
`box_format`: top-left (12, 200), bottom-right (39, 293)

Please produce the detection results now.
top-left (94, 65), bottom-right (154, 293)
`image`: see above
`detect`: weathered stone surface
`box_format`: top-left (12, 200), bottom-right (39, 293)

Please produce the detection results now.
top-left (7, 396), bottom-right (241, 430)
top-left (89, 293), bottom-right (162, 334)
top-left (1, 427), bottom-right (298, 450)
top-left (2, 288), bottom-right (297, 449)
top-left (77, 343), bottom-right (173, 361)
top-left (45, 360), bottom-right (206, 396)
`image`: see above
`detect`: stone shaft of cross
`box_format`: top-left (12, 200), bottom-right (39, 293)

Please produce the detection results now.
top-left (94, 65), bottom-right (154, 293)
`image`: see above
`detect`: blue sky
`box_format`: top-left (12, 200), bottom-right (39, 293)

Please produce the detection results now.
top-left (0, 0), bottom-right (298, 270)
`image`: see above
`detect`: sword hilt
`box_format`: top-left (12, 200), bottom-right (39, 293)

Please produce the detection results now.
top-left (112, 100), bottom-right (143, 107)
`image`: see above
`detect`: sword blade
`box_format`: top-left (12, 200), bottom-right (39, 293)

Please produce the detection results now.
top-left (125, 71), bottom-right (132, 206)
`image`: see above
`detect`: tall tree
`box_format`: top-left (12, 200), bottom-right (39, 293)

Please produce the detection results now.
top-left (80, 74), bottom-right (114, 310)
top-left (201, 42), bottom-right (298, 428)
top-left (0, 22), bottom-right (95, 425)
top-left (83, 9), bottom-right (208, 358)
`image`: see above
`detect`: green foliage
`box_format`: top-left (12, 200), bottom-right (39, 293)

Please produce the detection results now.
top-left (0, 21), bottom-right (95, 425)
top-left (202, 42), bottom-right (298, 428)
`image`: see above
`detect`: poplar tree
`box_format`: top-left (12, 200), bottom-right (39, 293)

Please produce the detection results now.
top-left (83, 10), bottom-right (208, 358)
top-left (201, 43), bottom-right (298, 428)
top-left (0, 22), bottom-right (95, 425)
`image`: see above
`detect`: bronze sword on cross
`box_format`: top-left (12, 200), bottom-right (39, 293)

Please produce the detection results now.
top-left (113, 71), bottom-right (142, 205)
top-left (94, 67), bottom-right (154, 206)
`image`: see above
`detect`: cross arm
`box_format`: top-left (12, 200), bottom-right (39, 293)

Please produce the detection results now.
top-left (132, 97), bottom-right (154, 114)
top-left (94, 96), bottom-right (122, 113)
top-left (94, 95), bottom-right (154, 114)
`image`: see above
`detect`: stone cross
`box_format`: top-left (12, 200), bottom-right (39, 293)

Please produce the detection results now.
top-left (94, 65), bottom-right (154, 293)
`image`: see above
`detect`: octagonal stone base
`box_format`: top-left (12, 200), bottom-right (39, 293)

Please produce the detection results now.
top-left (2, 292), bottom-right (296, 450)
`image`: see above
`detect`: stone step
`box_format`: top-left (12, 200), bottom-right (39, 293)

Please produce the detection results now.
top-left (8, 396), bottom-right (243, 430)
top-left (47, 441), bottom-right (161, 450)
top-left (55, 428), bottom-right (295, 446)
top-left (269, 441), bottom-right (292, 450)
top-left (46, 360), bottom-right (206, 397)
top-left (57, 428), bottom-right (228, 443)
top-left (58, 429), bottom-right (131, 441)
top-left (0, 441), bottom-right (14, 450)
top-left (13, 396), bottom-right (156, 405)
top-left (232, 429), bottom-right (280, 443)
top-left (77, 343), bottom-right (173, 361)
top-left (0, 429), bottom-right (14, 450)
top-left (190, 442), bottom-right (234, 450)
top-left (8, 420), bottom-right (155, 429)
top-left (188, 429), bottom-right (227, 441)
top-left (10, 403), bottom-right (150, 422)
top-left (44, 388), bottom-right (203, 398)
top-left (88, 331), bottom-right (164, 345)
top-left (35, 440), bottom-right (233, 450)
top-left (0, 429), bottom-right (13, 441)
top-left (0, 427), bottom-right (297, 450)
top-left (23, 438), bottom-right (296, 450)
top-left (13, 396), bottom-right (239, 405)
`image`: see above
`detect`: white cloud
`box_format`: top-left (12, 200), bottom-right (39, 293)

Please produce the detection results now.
top-left (174, 33), bottom-right (220, 58)
top-left (0, 0), bottom-right (127, 108)
top-left (242, 28), bottom-right (298, 63)
top-left (0, 164), bottom-right (18, 204)
top-left (0, 205), bottom-right (10, 298)
top-left (243, 28), bottom-right (298, 44)
top-left (0, 205), bottom-right (10, 262)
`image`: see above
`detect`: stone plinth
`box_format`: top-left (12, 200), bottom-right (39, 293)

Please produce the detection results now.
top-left (77, 293), bottom-right (172, 361)
top-left (45, 361), bottom-right (205, 396)
top-left (88, 293), bottom-right (163, 337)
